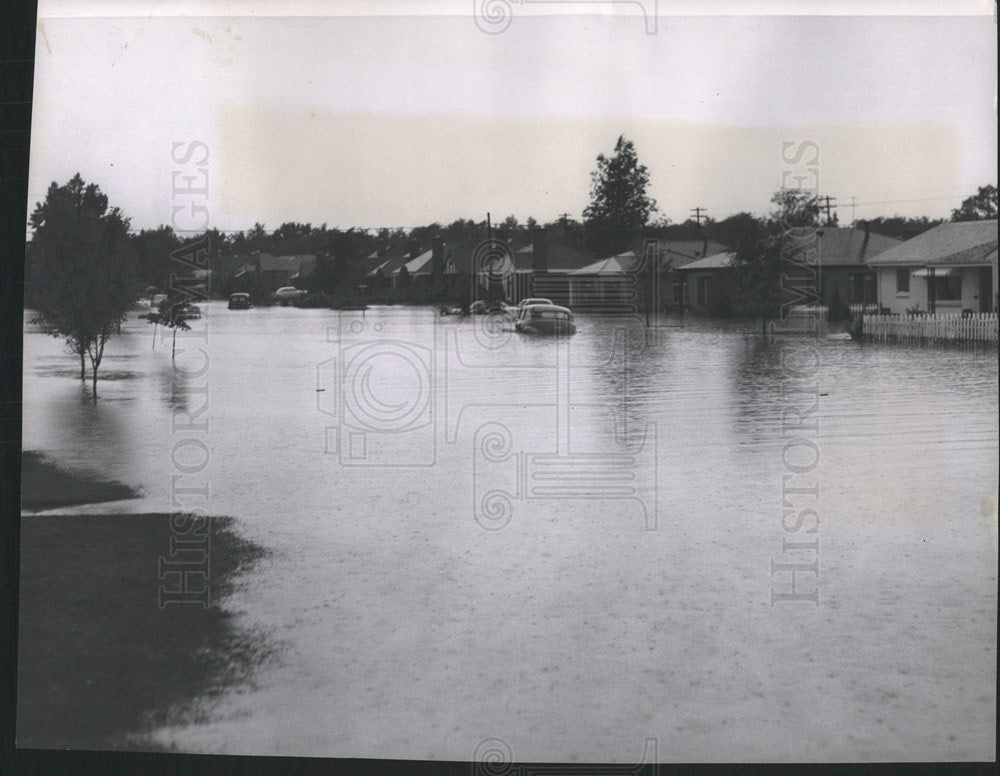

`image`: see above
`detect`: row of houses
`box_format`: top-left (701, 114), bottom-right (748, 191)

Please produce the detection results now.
top-left (677, 220), bottom-right (997, 315)
top-left (360, 228), bottom-right (731, 311)
top-left (209, 219), bottom-right (997, 316)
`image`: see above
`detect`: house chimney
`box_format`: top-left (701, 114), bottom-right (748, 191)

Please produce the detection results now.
top-left (408, 239), bottom-right (420, 260)
top-left (431, 235), bottom-right (445, 277)
top-left (533, 227), bottom-right (548, 273)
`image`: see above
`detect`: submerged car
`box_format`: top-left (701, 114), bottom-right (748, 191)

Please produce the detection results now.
top-left (272, 286), bottom-right (308, 303)
top-left (514, 304), bottom-right (577, 336)
top-left (228, 292), bottom-right (253, 310)
top-left (176, 304), bottom-right (202, 321)
top-left (515, 297), bottom-right (553, 314)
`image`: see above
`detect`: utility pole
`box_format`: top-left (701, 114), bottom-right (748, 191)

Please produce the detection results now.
top-left (559, 212), bottom-right (570, 243)
top-left (690, 206), bottom-right (707, 225)
top-left (820, 195), bottom-right (837, 226)
top-left (850, 196), bottom-right (856, 226)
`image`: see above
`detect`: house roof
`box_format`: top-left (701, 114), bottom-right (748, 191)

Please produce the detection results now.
top-left (779, 226), bottom-right (900, 266)
top-left (396, 248), bottom-right (434, 275)
top-left (675, 251), bottom-right (736, 271)
top-left (366, 250), bottom-right (412, 277)
top-left (290, 256), bottom-right (317, 279)
top-left (257, 252), bottom-right (316, 273)
top-left (570, 252), bottom-right (637, 275)
top-left (659, 240), bottom-right (731, 267)
top-left (867, 220), bottom-right (998, 267)
top-left (513, 240), bottom-right (596, 272)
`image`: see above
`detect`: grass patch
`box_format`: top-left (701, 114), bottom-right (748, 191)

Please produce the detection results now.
top-left (20, 451), bottom-right (141, 510)
top-left (16, 513), bottom-right (271, 750)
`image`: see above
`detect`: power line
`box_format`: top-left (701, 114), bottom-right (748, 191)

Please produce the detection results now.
top-left (689, 206), bottom-right (707, 224)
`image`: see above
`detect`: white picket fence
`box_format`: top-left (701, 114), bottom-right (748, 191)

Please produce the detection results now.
top-left (780, 305), bottom-right (829, 334)
top-left (849, 303), bottom-right (880, 317)
top-left (862, 313), bottom-right (999, 344)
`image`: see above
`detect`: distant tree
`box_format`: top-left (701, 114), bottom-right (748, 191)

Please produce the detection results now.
top-left (862, 215), bottom-right (943, 241)
top-left (771, 188), bottom-right (820, 230)
top-left (583, 135), bottom-right (657, 255)
top-left (132, 225), bottom-right (181, 291)
top-left (951, 185), bottom-right (998, 221)
top-left (707, 212), bottom-right (764, 250)
top-left (26, 174), bottom-right (138, 399)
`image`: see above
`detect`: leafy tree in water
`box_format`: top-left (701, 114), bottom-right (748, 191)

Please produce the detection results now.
top-left (730, 190), bottom-right (819, 335)
top-left (583, 135), bottom-right (657, 256)
top-left (26, 174), bottom-right (138, 399)
top-left (951, 185), bottom-right (998, 221)
top-left (142, 293), bottom-right (193, 360)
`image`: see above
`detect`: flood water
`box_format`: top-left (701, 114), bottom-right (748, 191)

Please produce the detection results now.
top-left (21, 302), bottom-right (999, 761)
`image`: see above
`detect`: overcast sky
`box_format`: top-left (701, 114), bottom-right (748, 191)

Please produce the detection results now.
top-left (28, 1), bottom-right (998, 234)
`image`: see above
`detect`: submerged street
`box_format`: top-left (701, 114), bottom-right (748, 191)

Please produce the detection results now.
top-left (20, 303), bottom-right (998, 761)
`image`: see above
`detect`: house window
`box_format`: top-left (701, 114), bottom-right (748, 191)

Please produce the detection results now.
top-left (895, 268), bottom-right (910, 294)
top-left (931, 274), bottom-right (962, 302)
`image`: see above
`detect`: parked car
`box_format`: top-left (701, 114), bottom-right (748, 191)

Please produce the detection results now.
top-left (470, 300), bottom-right (487, 314)
top-left (514, 304), bottom-right (577, 336)
top-left (228, 292), bottom-right (252, 310)
top-left (272, 286), bottom-right (308, 303)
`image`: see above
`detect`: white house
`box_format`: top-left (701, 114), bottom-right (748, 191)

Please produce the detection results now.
top-left (868, 220), bottom-right (998, 315)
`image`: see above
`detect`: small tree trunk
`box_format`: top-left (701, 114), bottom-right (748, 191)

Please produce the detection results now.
top-left (172, 327), bottom-right (177, 360)
top-left (80, 350), bottom-right (86, 380)
top-left (92, 367), bottom-right (98, 402)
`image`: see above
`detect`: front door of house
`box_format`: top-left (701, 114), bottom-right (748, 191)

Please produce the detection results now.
top-left (979, 266), bottom-right (993, 313)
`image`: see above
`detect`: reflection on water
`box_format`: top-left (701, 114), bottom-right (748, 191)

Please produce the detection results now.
top-left (21, 302), bottom-right (999, 760)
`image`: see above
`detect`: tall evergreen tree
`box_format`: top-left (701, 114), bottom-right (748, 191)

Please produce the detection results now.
top-left (583, 135), bottom-right (657, 256)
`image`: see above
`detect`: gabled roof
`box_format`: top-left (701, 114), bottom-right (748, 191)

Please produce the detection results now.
top-left (291, 256), bottom-right (317, 279)
top-left (396, 248), bottom-right (434, 275)
top-left (258, 252), bottom-right (315, 273)
top-left (783, 227), bottom-right (900, 266)
top-left (512, 241), bottom-right (597, 272)
top-left (659, 240), bottom-right (731, 267)
top-left (366, 250), bottom-right (411, 277)
top-left (867, 220), bottom-right (998, 266)
top-left (570, 251), bottom-right (639, 275)
top-left (675, 251), bottom-right (736, 271)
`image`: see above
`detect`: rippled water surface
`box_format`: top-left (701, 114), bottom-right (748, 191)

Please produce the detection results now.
top-left (21, 303), bottom-right (998, 761)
